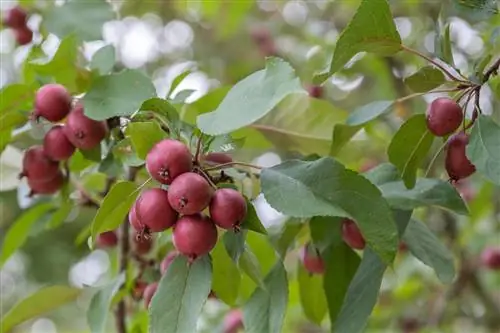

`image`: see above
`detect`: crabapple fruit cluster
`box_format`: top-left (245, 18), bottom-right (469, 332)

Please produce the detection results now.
top-left (19, 84), bottom-right (108, 196)
top-left (3, 6), bottom-right (33, 45)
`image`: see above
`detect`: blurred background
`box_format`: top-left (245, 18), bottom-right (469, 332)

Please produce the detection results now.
top-left (0, 0), bottom-right (499, 332)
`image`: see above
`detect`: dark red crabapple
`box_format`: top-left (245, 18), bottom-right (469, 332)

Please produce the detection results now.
top-left (133, 233), bottom-right (153, 255)
top-left (3, 6), bottom-right (28, 29)
top-left (223, 309), bottom-right (243, 333)
top-left (480, 247), bottom-right (500, 270)
top-left (341, 218), bottom-right (366, 250)
top-left (132, 280), bottom-right (148, 300)
top-left (426, 97), bottom-right (463, 137)
top-left (398, 242), bottom-right (408, 253)
top-left (300, 245), bottom-right (325, 274)
top-left (96, 231), bottom-right (118, 248)
top-left (209, 188), bottom-right (247, 229)
top-left (146, 139), bottom-right (193, 185)
top-left (27, 171), bottom-right (64, 196)
top-left (14, 26), bottom-right (33, 46)
top-left (167, 172), bottom-right (214, 215)
top-left (307, 85), bottom-right (323, 99)
top-left (160, 251), bottom-right (178, 275)
top-left (173, 214), bottom-right (218, 259)
top-left (43, 125), bottom-right (76, 161)
top-left (445, 132), bottom-right (476, 181)
top-left (250, 27), bottom-right (277, 56)
top-left (130, 188), bottom-right (178, 234)
top-left (64, 104), bottom-right (108, 150)
top-left (21, 146), bottom-right (60, 182)
top-left (33, 84), bottom-right (72, 122)
top-left (143, 282), bottom-right (158, 309)
top-left (202, 152), bottom-right (233, 165)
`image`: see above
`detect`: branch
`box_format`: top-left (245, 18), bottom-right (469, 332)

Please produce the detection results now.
top-left (482, 57), bottom-right (500, 83)
top-left (203, 161), bottom-right (263, 172)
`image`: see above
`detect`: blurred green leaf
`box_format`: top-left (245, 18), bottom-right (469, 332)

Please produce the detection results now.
top-left (467, 115), bottom-right (500, 185)
top-left (87, 273), bottom-right (125, 333)
top-left (113, 139), bottom-right (144, 167)
top-left (167, 69), bottom-right (192, 98)
top-left (297, 261), bottom-right (328, 325)
top-left (261, 157), bottom-right (398, 264)
top-left (1, 286), bottom-right (81, 332)
top-left (450, 0), bottom-right (498, 22)
top-left (0, 84), bottom-right (34, 114)
top-left (140, 97), bottom-right (179, 123)
top-left (90, 45), bottom-right (116, 75)
top-left (310, 216), bottom-right (343, 252)
top-left (149, 255), bottom-right (212, 333)
top-left (211, 241), bottom-right (240, 306)
top-left (243, 262), bottom-right (288, 333)
top-left (197, 57), bottom-right (305, 135)
top-left (346, 101), bottom-right (393, 126)
top-left (388, 114), bottom-right (435, 189)
top-left (44, 0), bottom-right (115, 41)
top-left (224, 230), bottom-right (246, 263)
top-left (268, 218), bottom-right (303, 258)
top-left (241, 199), bottom-right (267, 234)
top-left (83, 69), bottom-right (157, 121)
top-left (330, 124), bottom-right (362, 156)
top-left (404, 66), bottom-right (446, 93)
top-left (125, 122), bottom-right (166, 160)
top-left (239, 246), bottom-right (265, 290)
top-left (80, 145), bottom-right (102, 162)
top-left (435, 22), bottom-right (454, 67)
top-left (69, 149), bottom-right (95, 172)
top-left (0, 111), bottom-right (29, 132)
top-left (403, 219), bottom-right (455, 284)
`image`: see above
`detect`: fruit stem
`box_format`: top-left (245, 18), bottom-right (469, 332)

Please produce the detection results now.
top-left (424, 140), bottom-right (448, 178)
top-left (401, 45), bottom-right (471, 84)
top-left (395, 88), bottom-right (461, 104)
top-left (203, 161), bottom-right (264, 172)
top-left (482, 56), bottom-right (500, 84)
top-left (194, 135), bottom-right (203, 164)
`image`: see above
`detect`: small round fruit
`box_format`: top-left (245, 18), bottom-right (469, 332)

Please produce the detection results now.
top-left (202, 152), bottom-right (233, 165)
top-left (43, 125), bottom-right (76, 161)
top-left (63, 104), bottom-right (108, 150)
top-left (3, 6), bottom-right (27, 29)
top-left (14, 26), bottom-right (33, 45)
top-left (480, 247), bottom-right (500, 270)
top-left (223, 309), bottom-right (243, 333)
top-left (133, 234), bottom-right (153, 255)
top-left (341, 219), bottom-right (366, 250)
top-left (209, 188), bottom-right (247, 229)
top-left (426, 97), bottom-right (463, 137)
top-left (132, 280), bottom-right (148, 300)
top-left (96, 231), bottom-right (118, 248)
top-left (143, 282), bottom-right (158, 309)
top-left (134, 188), bottom-right (178, 233)
top-left (307, 85), bottom-right (323, 99)
top-left (21, 146), bottom-right (60, 182)
top-left (146, 139), bottom-right (193, 185)
top-left (160, 251), bottom-right (178, 275)
top-left (128, 203), bottom-right (142, 232)
top-left (168, 172), bottom-right (213, 215)
top-left (445, 132), bottom-right (476, 181)
top-left (33, 84), bottom-right (72, 122)
top-left (173, 214), bottom-right (218, 259)
top-left (27, 171), bottom-right (64, 195)
top-left (300, 245), bottom-right (325, 274)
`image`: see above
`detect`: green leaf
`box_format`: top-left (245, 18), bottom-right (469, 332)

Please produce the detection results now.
top-left (309, 216), bottom-right (343, 252)
top-left (404, 66), bottom-right (446, 93)
top-left (211, 241), bottom-right (240, 306)
top-left (378, 179), bottom-right (469, 215)
top-left (87, 273), bottom-right (125, 333)
top-left (149, 255), bottom-right (212, 333)
top-left (450, 0), bottom-right (498, 22)
top-left (346, 101), bottom-right (393, 126)
top-left (167, 69), bottom-right (192, 98)
top-left (239, 246), bottom-right (265, 290)
top-left (268, 218), bottom-right (303, 258)
top-left (83, 69), bottom-right (157, 121)
top-left (323, 243), bottom-right (361, 324)
top-left (243, 262), bottom-right (288, 333)
top-left (197, 57), bottom-right (305, 135)
top-left (241, 199), bottom-right (267, 234)
top-left (223, 230), bottom-right (246, 263)
top-left (317, 0), bottom-right (401, 81)
top-left (90, 45), bottom-right (116, 75)
top-left (333, 249), bottom-right (386, 333)
top-left (0, 84), bottom-right (34, 114)
top-left (90, 181), bottom-right (139, 244)
top-left (297, 262), bottom-right (328, 325)
top-left (261, 157), bottom-right (398, 263)
top-left (46, 198), bottom-right (73, 229)
top-left (80, 145), bottom-right (102, 162)
top-left (1, 286), bottom-right (81, 332)
top-left (44, 0), bottom-right (115, 41)
top-left (388, 114), bottom-right (435, 189)
top-left (140, 97), bottom-right (179, 122)
top-left (403, 219), bottom-right (455, 284)
top-left (0, 111), bottom-right (29, 131)
top-left (330, 124), bottom-right (362, 156)
top-left (467, 115), bottom-right (500, 185)
top-left (113, 138), bottom-right (144, 167)
top-left (363, 163), bottom-right (401, 186)
top-left (69, 149), bottom-right (95, 172)
top-left (0, 203), bottom-right (54, 268)
top-left (125, 122), bottom-right (166, 160)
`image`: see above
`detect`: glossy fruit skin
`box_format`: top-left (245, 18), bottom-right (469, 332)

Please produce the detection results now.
top-left (143, 282), bottom-right (158, 309)
top-left (96, 231), bottom-right (118, 248)
top-left (307, 85), bottom-right (323, 99)
top-left (341, 219), bottom-right (366, 250)
top-left (209, 188), bottom-right (247, 229)
top-left (480, 247), bottom-right (500, 270)
top-left (146, 139), bottom-right (193, 185)
top-left (445, 132), bottom-right (476, 181)
top-left (173, 214), bottom-right (218, 259)
top-left (43, 125), bottom-right (76, 161)
top-left (14, 26), bottom-right (33, 45)
top-left (223, 309), bottom-right (243, 333)
top-left (300, 245), bottom-right (325, 274)
top-left (167, 172), bottom-right (213, 215)
top-left (133, 235), bottom-right (153, 255)
top-left (133, 188), bottom-right (178, 233)
top-left (27, 171), bottom-right (64, 195)
top-left (33, 84), bottom-right (72, 122)
top-left (426, 97), bottom-right (463, 137)
top-left (160, 251), bottom-right (178, 275)
top-left (3, 6), bottom-right (28, 29)
top-left (63, 104), bottom-right (108, 150)
top-left (21, 146), bottom-right (60, 182)
top-left (202, 152), bottom-right (233, 165)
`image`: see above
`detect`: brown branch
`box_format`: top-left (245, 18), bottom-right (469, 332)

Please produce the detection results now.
top-left (482, 57), bottom-right (500, 83)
